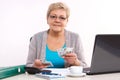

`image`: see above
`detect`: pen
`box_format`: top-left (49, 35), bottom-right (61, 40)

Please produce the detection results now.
top-left (42, 73), bottom-right (61, 76)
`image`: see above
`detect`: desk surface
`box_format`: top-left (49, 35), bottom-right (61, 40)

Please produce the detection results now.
top-left (3, 72), bottom-right (120, 80)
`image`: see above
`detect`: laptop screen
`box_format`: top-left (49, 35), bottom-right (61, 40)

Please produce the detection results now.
top-left (89, 34), bottom-right (120, 74)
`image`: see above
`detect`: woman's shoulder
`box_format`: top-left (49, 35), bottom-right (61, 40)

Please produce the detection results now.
top-left (30, 30), bottom-right (48, 41)
top-left (65, 30), bottom-right (79, 38)
top-left (33, 30), bottom-right (47, 37)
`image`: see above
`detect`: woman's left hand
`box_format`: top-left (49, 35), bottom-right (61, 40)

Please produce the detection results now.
top-left (62, 53), bottom-right (80, 66)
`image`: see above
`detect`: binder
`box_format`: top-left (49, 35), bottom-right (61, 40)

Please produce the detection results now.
top-left (0, 65), bottom-right (25, 79)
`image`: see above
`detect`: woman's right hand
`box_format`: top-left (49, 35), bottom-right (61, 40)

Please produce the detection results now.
top-left (33, 59), bottom-right (48, 69)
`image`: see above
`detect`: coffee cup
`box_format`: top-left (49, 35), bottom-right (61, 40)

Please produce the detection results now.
top-left (69, 66), bottom-right (83, 74)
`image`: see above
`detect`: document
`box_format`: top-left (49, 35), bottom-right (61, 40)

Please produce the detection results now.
top-left (36, 73), bottom-right (65, 79)
top-left (35, 68), bottom-right (70, 79)
top-left (42, 68), bottom-right (70, 76)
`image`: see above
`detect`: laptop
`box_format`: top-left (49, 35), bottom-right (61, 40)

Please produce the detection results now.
top-left (84, 34), bottom-right (120, 75)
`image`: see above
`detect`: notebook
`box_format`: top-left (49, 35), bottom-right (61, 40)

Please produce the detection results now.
top-left (84, 34), bottom-right (120, 75)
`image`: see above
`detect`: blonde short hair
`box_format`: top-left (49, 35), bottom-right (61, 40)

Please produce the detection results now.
top-left (47, 2), bottom-right (70, 19)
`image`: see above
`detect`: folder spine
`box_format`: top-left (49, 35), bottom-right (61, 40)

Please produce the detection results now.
top-left (0, 65), bottom-right (25, 79)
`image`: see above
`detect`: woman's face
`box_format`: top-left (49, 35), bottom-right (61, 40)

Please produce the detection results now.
top-left (47, 9), bottom-right (68, 32)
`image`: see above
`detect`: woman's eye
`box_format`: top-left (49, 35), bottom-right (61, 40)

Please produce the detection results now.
top-left (50, 15), bottom-right (56, 18)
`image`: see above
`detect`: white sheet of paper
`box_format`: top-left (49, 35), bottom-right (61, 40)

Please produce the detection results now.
top-left (42, 68), bottom-right (70, 76)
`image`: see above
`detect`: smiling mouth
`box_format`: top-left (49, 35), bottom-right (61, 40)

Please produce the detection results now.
top-left (53, 25), bottom-right (61, 27)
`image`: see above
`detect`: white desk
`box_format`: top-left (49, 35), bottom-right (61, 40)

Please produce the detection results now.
top-left (3, 73), bottom-right (120, 80)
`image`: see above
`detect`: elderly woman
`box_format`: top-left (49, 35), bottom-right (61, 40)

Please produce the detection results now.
top-left (26, 2), bottom-right (87, 68)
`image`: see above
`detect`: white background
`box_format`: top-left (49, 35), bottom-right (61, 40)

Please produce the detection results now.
top-left (0, 0), bottom-right (120, 67)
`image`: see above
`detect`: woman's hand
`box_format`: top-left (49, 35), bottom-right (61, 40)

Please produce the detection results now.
top-left (33, 59), bottom-right (48, 69)
top-left (62, 53), bottom-right (80, 66)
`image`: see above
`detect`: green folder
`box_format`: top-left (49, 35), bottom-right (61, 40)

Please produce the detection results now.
top-left (0, 65), bottom-right (25, 79)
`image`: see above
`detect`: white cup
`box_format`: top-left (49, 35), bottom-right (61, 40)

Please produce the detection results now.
top-left (69, 66), bottom-right (83, 74)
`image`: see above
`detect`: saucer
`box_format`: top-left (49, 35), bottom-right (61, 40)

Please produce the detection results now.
top-left (67, 73), bottom-right (86, 77)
